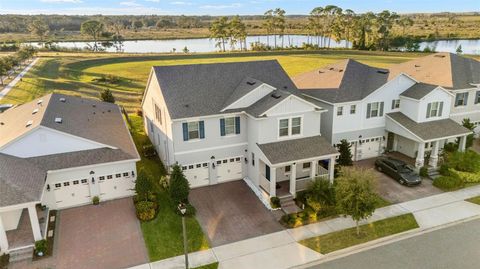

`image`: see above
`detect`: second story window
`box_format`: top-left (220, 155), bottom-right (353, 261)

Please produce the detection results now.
top-left (182, 121), bottom-right (205, 141)
top-left (475, 91), bottom-right (480, 104)
top-left (337, 106), bottom-right (343, 116)
top-left (350, 105), bottom-right (356, 114)
top-left (455, 92), bottom-right (468, 107)
top-left (291, 117), bottom-right (301, 135)
top-left (426, 101), bottom-right (443, 118)
top-left (279, 119), bottom-right (289, 137)
top-left (220, 116), bottom-right (240, 136)
top-left (154, 104), bottom-right (162, 125)
top-left (366, 102), bottom-right (384, 119)
top-left (391, 99), bottom-right (400, 109)
top-left (279, 117), bottom-right (302, 137)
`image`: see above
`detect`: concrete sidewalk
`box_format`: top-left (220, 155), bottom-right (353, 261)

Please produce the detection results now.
top-left (127, 184), bottom-right (480, 269)
top-left (0, 58), bottom-right (38, 101)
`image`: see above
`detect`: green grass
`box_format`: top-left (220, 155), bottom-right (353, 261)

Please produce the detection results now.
top-left (374, 194), bottom-right (392, 208)
top-left (466, 196), bottom-right (480, 205)
top-left (128, 114), bottom-right (210, 261)
top-left (193, 262), bottom-right (219, 269)
top-left (1, 50), bottom-right (425, 111)
top-left (299, 213), bottom-right (419, 254)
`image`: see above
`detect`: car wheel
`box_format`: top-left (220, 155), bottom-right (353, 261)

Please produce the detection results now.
top-left (377, 166), bottom-right (382, 172)
top-left (399, 179), bottom-right (405, 185)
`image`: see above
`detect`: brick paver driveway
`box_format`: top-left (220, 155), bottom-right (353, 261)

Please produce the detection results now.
top-left (10, 198), bottom-right (148, 269)
top-left (356, 158), bottom-right (443, 204)
top-left (189, 180), bottom-right (283, 247)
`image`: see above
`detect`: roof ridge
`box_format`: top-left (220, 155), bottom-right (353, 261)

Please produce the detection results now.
top-left (153, 59), bottom-right (279, 69)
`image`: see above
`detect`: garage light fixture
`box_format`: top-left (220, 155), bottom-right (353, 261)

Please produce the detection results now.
top-left (92, 177), bottom-right (95, 184)
top-left (46, 184), bottom-right (50, 192)
top-left (358, 135), bottom-right (363, 145)
top-left (131, 171), bottom-right (135, 177)
top-left (211, 156), bottom-right (216, 169)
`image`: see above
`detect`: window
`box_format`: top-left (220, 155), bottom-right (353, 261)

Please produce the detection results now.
top-left (216, 160), bottom-right (221, 165)
top-left (337, 106), bottom-right (343, 116)
top-left (223, 159), bottom-right (228, 164)
top-left (203, 163), bottom-right (208, 167)
top-left (475, 91), bottom-right (480, 104)
top-left (303, 163), bottom-right (311, 170)
top-left (73, 180), bottom-right (79, 185)
top-left (251, 152), bottom-right (255, 166)
top-left (235, 157), bottom-right (241, 162)
top-left (426, 101), bottom-right (443, 118)
top-left (116, 174), bottom-right (121, 178)
top-left (183, 121), bottom-right (204, 141)
top-left (279, 119), bottom-right (289, 137)
top-left (366, 102), bottom-right (384, 118)
top-left (291, 117), bottom-right (301, 135)
top-left (350, 105), bottom-right (356, 114)
top-left (187, 122), bottom-right (199, 140)
top-left (107, 175), bottom-right (113, 179)
top-left (55, 183), bottom-right (61, 188)
top-left (99, 176), bottom-right (105, 181)
top-left (285, 165), bottom-right (291, 173)
top-left (153, 100), bottom-right (162, 125)
top-left (81, 179), bottom-right (87, 184)
top-left (188, 165), bottom-right (194, 169)
top-left (455, 92), bottom-right (468, 107)
top-left (224, 117), bottom-right (235, 135)
top-left (63, 182), bottom-right (70, 187)
top-left (123, 172), bottom-right (129, 177)
top-left (196, 164), bottom-right (201, 168)
top-left (229, 158), bottom-right (235, 162)
top-left (391, 99), bottom-right (400, 109)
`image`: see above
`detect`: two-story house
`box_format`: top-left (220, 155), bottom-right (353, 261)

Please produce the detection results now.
top-left (294, 57), bottom-right (471, 168)
top-left (142, 60), bottom-right (338, 201)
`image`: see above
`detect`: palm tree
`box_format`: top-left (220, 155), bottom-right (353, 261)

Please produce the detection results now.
top-left (263, 10), bottom-right (275, 48)
top-left (209, 17), bottom-right (229, 52)
top-left (308, 7), bottom-right (324, 47)
top-left (376, 10), bottom-right (400, 51)
top-left (274, 8), bottom-right (286, 48)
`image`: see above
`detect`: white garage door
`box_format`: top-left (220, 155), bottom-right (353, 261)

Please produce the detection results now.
top-left (99, 173), bottom-right (135, 201)
top-left (356, 137), bottom-right (382, 160)
top-left (54, 179), bottom-right (91, 209)
top-left (182, 162), bottom-right (210, 188)
top-left (216, 157), bottom-right (242, 183)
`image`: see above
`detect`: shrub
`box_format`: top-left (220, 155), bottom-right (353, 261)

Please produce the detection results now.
top-left (443, 142), bottom-right (458, 153)
top-left (270, 197), bottom-right (281, 209)
top-left (169, 164), bottom-right (190, 204)
top-left (159, 175), bottom-right (169, 190)
top-left (100, 88), bottom-right (115, 103)
top-left (0, 253), bottom-right (9, 269)
top-left (135, 201), bottom-right (156, 221)
top-left (92, 196), bottom-right (100, 205)
top-left (305, 178), bottom-right (335, 212)
top-left (439, 164), bottom-right (451, 176)
top-left (419, 166), bottom-right (428, 177)
top-left (135, 170), bottom-right (152, 201)
top-left (336, 139), bottom-right (353, 166)
top-left (446, 151), bottom-right (480, 173)
top-left (449, 169), bottom-right (480, 183)
top-left (35, 240), bottom-right (47, 256)
top-left (433, 175), bottom-right (464, 191)
top-left (185, 203), bottom-right (196, 217)
top-left (136, 108), bottom-right (143, 117)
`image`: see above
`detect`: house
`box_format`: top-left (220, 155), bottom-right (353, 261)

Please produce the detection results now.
top-left (0, 93), bottom-right (139, 254)
top-left (294, 54), bottom-right (473, 167)
top-left (142, 60), bottom-right (338, 202)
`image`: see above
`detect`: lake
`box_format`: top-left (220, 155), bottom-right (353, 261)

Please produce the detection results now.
top-left (27, 35), bottom-right (480, 54)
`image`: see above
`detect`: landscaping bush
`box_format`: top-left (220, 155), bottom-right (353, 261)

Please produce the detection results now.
top-left (136, 108), bottom-right (143, 117)
top-left (34, 240), bottom-right (48, 256)
top-left (159, 175), bottom-right (169, 190)
top-left (270, 196), bottom-right (281, 209)
top-left (305, 178), bottom-right (335, 213)
top-left (0, 254), bottom-right (9, 269)
top-left (169, 164), bottom-right (190, 204)
top-left (433, 175), bottom-right (464, 191)
top-left (449, 169), bottom-right (480, 183)
top-left (445, 151), bottom-right (480, 173)
top-left (135, 170), bottom-right (152, 201)
top-left (443, 142), bottom-right (458, 153)
top-left (439, 164), bottom-right (451, 176)
top-left (136, 201), bottom-right (156, 221)
top-left (92, 196), bottom-right (100, 205)
top-left (99, 88), bottom-right (115, 103)
top-left (419, 166), bottom-right (428, 177)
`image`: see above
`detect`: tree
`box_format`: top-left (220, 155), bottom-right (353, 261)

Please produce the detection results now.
top-left (263, 9), bottom-right (275, 47)
top-left (335, 167), bottom-right (377, 236)
top-left (80, 20), bottom-right (104, 52)
top-left (456, 45), bottom-right (463, 54)
top-left (209, 17), bottom-right (229, 52)
top-left (457, 118), bottom-right (475, 148)
top-left (305, 178), bottom-right (335, 213)
top-left (376, 10), bottom-right (399, 51)
top-left (169, 164), bottom-right (190, 204)
top-left (135, 170), bottom-right (152, 201)
top-left (397, 17), bottom-right (414, 36)
top-left (132, 20), bottom-right (144, 31)
top-left (100, 88), bottom-right (115, 103)
top-left (337, 139), bottom-right (353, 166)
top-left (273, 8), bottom-right (286, 48)
top-left (308, 7), bottom-right (324, 47)
top-left (228, 15), bottom-right (247, 51)
top-left (28, 19), bottom-right (50, 46)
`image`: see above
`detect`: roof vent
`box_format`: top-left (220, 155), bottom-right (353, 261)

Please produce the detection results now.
top-left (271, 92), bottom-right (281, 99)
top-left (26, 120), bottom-right (33, 127)
top-left (377, 70), bottom-right (389, 74)
top-left (59, 97), bottom-right (66, 102)
top-left (246, 80), bottom-right (256, 86)
top-left (37, 99), bottom-right (43, 105)
top-left (55, 117), bottom-right (62, 123)
top-left (338, 69), bottom-right (344, 72)
top-left (0, 122), bottom-right (4, 126)
top-left (415, 64), bottom-right (421, 68)
top-left (32, 108), bottom-right (39, 114)
top-left (329, 67), bottom-right (335, 70)
top-left (184, 104), bottom-right (189, 108)
top-left (434, 55), bottom-right (446, 58)
top-left (92, 104), bottom-right (96, 108)
top-left (318, 70), bottom-right (324, 74)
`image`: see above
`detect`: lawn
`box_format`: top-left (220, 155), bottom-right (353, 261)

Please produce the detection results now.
top-left (299, 213), bottom-right (419, 254)
top-left (193, 262), bottom-right (219, 269)
top-left (129, 114), bottom-right (210, 261)
top-left (466, 196), bottom-right (480, 205)
top-left (0, 50), bottom-right (425, 111)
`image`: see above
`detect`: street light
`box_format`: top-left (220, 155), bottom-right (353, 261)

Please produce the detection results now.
top-left (178, 203), bottom-right (189, 269)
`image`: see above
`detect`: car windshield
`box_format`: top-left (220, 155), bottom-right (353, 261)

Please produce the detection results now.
top-left (399, 164), bottom-right (414, 172)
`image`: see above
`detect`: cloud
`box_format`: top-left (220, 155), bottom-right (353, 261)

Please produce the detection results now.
top-left (40, 0), bottom-right (83, 3)
top-left (119, 1), bottom-right (142, 7)
top-left (200, 3), bottom-right (242, 9)
top-left (170, 1), bottom-right (193, 5)
top-left (3, 6), bottom-right (167, 15)
top-left (145, 0), bottom-right (160, 2)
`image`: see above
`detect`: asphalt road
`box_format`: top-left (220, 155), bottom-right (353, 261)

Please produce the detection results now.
top-left (306, 218), bottom-right (480, 269)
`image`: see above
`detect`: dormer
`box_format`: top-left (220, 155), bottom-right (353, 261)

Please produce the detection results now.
top-left (221, 77), bottom-right (276, 111)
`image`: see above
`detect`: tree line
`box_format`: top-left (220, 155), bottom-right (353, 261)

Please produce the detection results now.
top-left (0, 46), bottom-right (36, 85)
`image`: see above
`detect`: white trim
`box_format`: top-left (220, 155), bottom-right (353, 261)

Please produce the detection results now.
top-left (174, 142), bottom-right (248, 155)
top-left (270, 153), bottom-right (340, 168)
top-left (140, 68), bottom-right (155, 108)
top-left (260, 94), bottom-right (324, 117)
top-left (0, 201), bottom-right (40, 212)
top-left (45, 158), bottom-right (139, 174)
top-left (277, 115), bottom-right (304, 140)
top-left (0, 125), bottom-right (41, 151)
top-left (450, 110), bottom-right (480, 117)
top-left (221, 83), bottom-right (275, 112)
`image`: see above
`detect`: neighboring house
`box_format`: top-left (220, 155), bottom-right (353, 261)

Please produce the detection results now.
top-left (294, 55), bottom-right (472, 168)
top-left (0, 93), bottom-right (139, 254)
top-left (142, 60), bottom-right (338, 202)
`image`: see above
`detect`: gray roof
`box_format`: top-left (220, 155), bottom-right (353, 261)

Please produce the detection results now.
top-left (294, 59), bottom-right (390, 103)
top-left (387, 112), bottom-right (472, 141)
top-left (257, 135), bottom-right (338, 165)
top-left (0, 153), bottom-right (46, 207)
top-left (400, 82), bottom-right (439, 100)
top-left (152, 60), bottom-right (300, 119)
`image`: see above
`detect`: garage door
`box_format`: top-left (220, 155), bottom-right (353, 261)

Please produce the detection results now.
top-left (54, 179), bottom-right (91, 209)
top-left (182, 162), bottom-right (210, 188)
top-left (356, 137), bottom-right (382, 160)
top-left (99, 173), bottom-right (135, 201)
top-left (216, 157), bottom-right (242, 183)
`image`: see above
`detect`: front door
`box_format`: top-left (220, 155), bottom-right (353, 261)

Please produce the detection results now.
top-left (387, 132), bottom-right (395, 151)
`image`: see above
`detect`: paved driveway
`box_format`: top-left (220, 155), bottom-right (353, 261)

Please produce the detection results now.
top-left (189, 180), bottom-right (284, 247)
top-left (10, 198), bottom-right (149, 269)
top-left (356, 158), bottom-right (443, 204)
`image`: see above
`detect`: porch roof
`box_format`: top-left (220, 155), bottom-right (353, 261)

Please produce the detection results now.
top-left (386, 112), bottom-right (472, 142)
top-left (257, 135), bottom-right (338, 165)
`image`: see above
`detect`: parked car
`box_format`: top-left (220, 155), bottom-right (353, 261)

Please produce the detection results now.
top-left (374, 157), bottom-right (421, 186)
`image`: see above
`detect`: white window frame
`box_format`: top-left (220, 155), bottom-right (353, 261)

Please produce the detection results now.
top-left (302, 162), bottom-right (311, 171)
top-left (291, 117), bottom-right (302, 135)
top-left (224, 117), bottom-right (236, 136)
top-left (392, 99), bottom-right (400, 109)
top-left (427, 101), bottom-right (442, 118)
top-left (278, 116), bottom-right (303, 139)
top-left (350, 105), bottom-right (356, 114)
top-left (279, 118), bottom-right (289, 137)
top-left (337, 106), bottom-right (343, 116)
top-left (187, 121), bottom-right (200, 140)
top-left (368, 102), bottom-right (382, 118)
top-left (455, 92), bottom-right (468, 107)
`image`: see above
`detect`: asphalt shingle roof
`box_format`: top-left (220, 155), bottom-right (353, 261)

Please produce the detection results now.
top-left (387, 112), bottom-right (472, 141)
top-left (152, 60), bottom-right (300, 119)
top-left (400, 82), bottom-right (439, 100)
top-left (257, 135), bottom-right (338, 165)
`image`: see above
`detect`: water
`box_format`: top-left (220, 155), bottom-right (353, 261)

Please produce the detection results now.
top-left (26, 35), bottom-right (480, 54)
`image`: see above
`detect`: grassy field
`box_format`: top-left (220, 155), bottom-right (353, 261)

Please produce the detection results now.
top-left (193, 263), bottom-right (219, 269)
top-left (466, 196), bottom-right (480, 205)
top-left (129, 115), bottom-right (210, 261)
top-left (0, 50), bottom-right (429, 111)
top-left (299, 213), bottom-right (419, 254)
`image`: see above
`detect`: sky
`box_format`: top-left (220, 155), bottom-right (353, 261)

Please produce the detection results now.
top-left (0, 0), bottom-right (479, 15)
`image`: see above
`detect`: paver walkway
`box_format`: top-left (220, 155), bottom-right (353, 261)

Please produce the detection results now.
top-left (129, 184), bottom-right (480, 269)
top-left (0, 58), bottom-right (38, 101)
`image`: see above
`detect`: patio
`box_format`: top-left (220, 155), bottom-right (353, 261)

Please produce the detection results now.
top-left (5, 206), bottom-right (48, 250)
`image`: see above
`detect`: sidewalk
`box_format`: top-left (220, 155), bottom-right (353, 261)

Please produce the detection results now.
top-left (128, 184), bottom-right (480, 269)
top-left (0, 57), bottom-right (38, 101)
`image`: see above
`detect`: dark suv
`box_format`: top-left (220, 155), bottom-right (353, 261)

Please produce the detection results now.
top-left (374, 157), bottom-right (421, 186)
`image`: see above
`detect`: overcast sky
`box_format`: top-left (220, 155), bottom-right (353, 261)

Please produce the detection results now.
top-left (1, 0), bottom-right (479, 15)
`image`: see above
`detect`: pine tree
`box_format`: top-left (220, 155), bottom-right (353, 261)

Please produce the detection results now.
top-left (100, 88), bottom-right (115, 103)
top-left (337, 139), bottom-right (353, 166)
top-left (169, 164), bottom-right (190, 204)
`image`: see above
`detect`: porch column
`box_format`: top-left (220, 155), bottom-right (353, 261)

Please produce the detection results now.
top-left (459, 135), bottom-right (467, 152)
top-left (328, 157), bottom-right (335, 184)
top-left (415, 142), bottom-right (425, 168)
top-left (269, 167), bottom-right (277, 198)
top-left (290, 163), bottom-right (297, 196)
top-left (27, 204), bottom-right (42, 241)
top-left (310, 160), bottom-right (317, 179)
top-left (0, 215), bottom-right (8, 254)
top-left (429, 141), bottom-right (440, 168)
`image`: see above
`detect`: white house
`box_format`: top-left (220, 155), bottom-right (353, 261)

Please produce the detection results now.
top-left (294, 54), bottom-right (473, 168)
top-left (0, 93), bottom-right (140, 255)
top-left (142, 60), bottom-right (338, 202)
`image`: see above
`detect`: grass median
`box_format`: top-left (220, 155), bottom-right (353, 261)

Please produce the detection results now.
top-left (300, 213), bottom-right (419, 254)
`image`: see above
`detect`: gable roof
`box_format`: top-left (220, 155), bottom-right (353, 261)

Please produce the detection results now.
top-left (0, 153), bottom-right (46, 207)
top-left (222, 77), bottom-right (267, 110)
top-left (151, 60), bottom-right (300, 119)
top-left (400, 82), bottom-right (440, 100)
top-left (388, 52), bottom-right (480, 89)
top-left (293, 59), bottom-right (390, 103)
